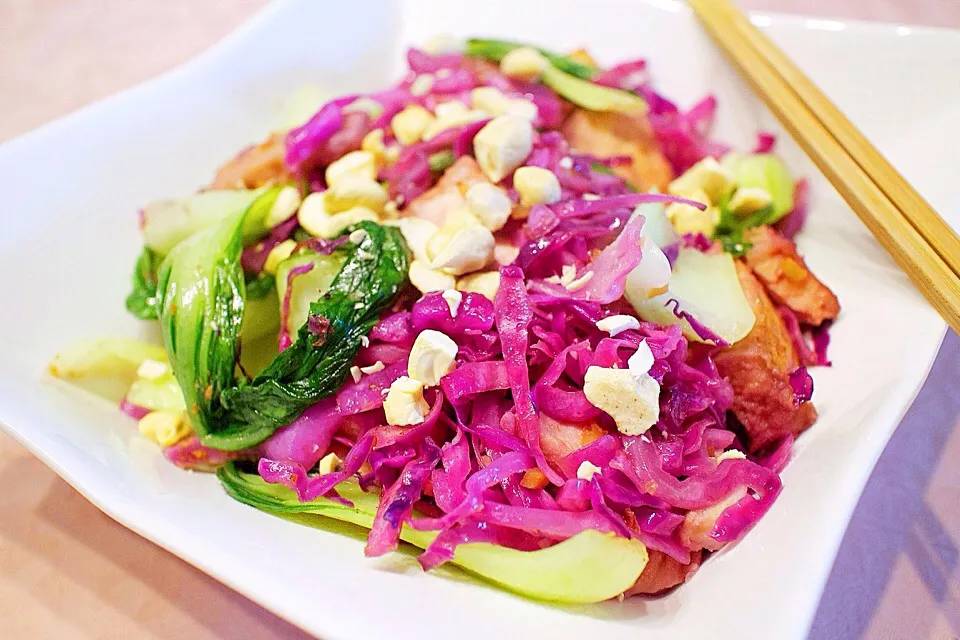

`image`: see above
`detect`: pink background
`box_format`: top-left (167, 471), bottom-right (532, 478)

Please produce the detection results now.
top-left (2, 1), bottom-right (958, 638)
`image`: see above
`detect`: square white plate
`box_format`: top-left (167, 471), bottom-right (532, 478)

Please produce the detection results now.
top-left (1, 1), bottom-right (958, 638)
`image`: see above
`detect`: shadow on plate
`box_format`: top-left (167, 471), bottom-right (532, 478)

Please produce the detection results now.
top-left (809, 331), bottom-right (960, 640)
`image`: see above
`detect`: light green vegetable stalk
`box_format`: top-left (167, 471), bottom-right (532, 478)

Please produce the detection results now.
top-left (464, 38), bottom-right (597, 79)
top-left (464, 38), bottom-right (646, 114)
top-left (627, 248), bottom-right (756, 345)
top-left (218, 462), bottom-right (649, 604)
top-left (127, 187), bottom-right (285, 320)
top-left (721, 152), bottom-right (794, 221)
top-left (48, 337), bottom-right (168, 403)
top-left (275, 251), bottom-right (347, 338)
top-left (141, 188), bottom-right (273, 256)
top-left (540, 64), bottom-right (647, 114)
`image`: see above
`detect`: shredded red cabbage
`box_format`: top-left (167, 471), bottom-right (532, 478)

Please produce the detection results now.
top-left (495, 266), bottom-right (566, 486)
top-left (812, 319), bottom-right (833, 366)
top-left (753, 131), bottom-right (777, 153)
top-left (119, 397), bottom-right (150, 420)
top-left (788, 367), bottom-right (814, 404)
top-left (284, 95), bottom-right (359, 172)
top-left (664, 298), bottom-right (729, 346)
top-left (407, 48), bottom-right (464, 73)
top-left (259, 397), bottom-right (342, 468)
top-left (593, 59), bottom-right (648, 89)
top-left (640, 92), bottom-right (731, 174)
top-left (241, 216), bottom-right (299, 275)
top-left (778, 305), bottom-right (819, 366)
top-left (412, 291), bottom-right (494, 334)
top-left (224, 41), bottom-right (832, 579)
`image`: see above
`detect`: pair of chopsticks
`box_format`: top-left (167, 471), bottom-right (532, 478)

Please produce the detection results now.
top-left (688, 0), bottom-right (960, 333)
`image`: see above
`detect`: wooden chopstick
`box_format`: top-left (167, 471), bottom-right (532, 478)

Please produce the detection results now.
top-left (687, 0), bottom-right (960, 333)
top-left (706, 0), bottom-right (960, 280)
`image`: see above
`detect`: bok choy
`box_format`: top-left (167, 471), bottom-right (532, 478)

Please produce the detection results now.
top-left (156, 213), bottom-right (408, 451)
top-left (218, 462), bottom-right (650, 604)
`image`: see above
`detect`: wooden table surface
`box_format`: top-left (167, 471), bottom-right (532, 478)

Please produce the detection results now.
top-left (2, 2), bottom-right (959, 638)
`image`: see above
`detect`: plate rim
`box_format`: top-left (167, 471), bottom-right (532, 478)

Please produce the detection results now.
top-left (0, 1), bottom-right (953, 638)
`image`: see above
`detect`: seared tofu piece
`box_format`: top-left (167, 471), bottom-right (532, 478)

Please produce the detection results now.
top-left (211, 132), bottom-right (289, 189)
top-left (625, 550), bottom-right (703, 596)
top-left (678, 488), bottom-right (747, 552)
top-left (743, 226), bottom-right (839, 326)
top-left (406, 156), bottom-right (487, 226)
top-left (561, 108), bottom-right (673, 192)
top-left (538, 414), bottom-right (605, 468)
top-left (213, 111), bottom-right (372, 189)
top-left (713, 261), bottom-right (817, 453)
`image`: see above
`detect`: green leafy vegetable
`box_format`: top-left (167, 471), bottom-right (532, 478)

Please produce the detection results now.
top-left (129, 186), bottom-right (284, 321)
top-left (239, 185), bottom-right (288, 244)
top-left (156, 208), bottom-right (248, 441)
top-left (218, 222), bottom-right (408, 447)
top-left (156, 213), bottom-right (409, 451)
top-left (125, 247), bottom-right (162, 319)
top-left (127, 374), bottom-right (186, 413)
top-left (464, 38), bottom-right (645, 114)
top-left (718, 235), bottom-right (752, 258)
top-left (244, 272), bottom-right (275, 300)
top-left (712, 192), bottom-right (771, 257)
top-left (464, 38), bottom-right (596, 79)
top-left (428, 149), bottom-right (455, 172)
top-left (291, 227), bottom-right (313, 243)
top-left (275, 251), bottom-right (348, 338)
top-left (141, 188), bottom-right (270, 256)
top-left (218, 462), bottom-right (649, 604)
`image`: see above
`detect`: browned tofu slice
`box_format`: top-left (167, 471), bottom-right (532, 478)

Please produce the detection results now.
top-left (743, 225), bottom-right (840, 326)
top-left (561, 108), bottom-right (673, 191)
top-left (212, 111), bottom-right (372, 189)
top-left (406, 156), bottom-right (487, 226)
top-left (211, 132), bottom-right (289, 189)
top-left (713, 261), bottom-right (817, 453)
top-left (625, 550), bottom-right (703, 596)
top-left (537, 414), bottom-right (605, 469)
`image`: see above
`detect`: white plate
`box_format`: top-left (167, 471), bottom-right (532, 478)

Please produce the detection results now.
top-left (1, 1), bottom-right (958, 638)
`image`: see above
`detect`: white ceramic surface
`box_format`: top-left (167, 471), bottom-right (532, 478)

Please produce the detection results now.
top-left (1, 1), bottom-right (958, 638)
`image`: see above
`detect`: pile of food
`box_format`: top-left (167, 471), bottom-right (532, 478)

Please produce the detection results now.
top-left (50, 38), bottom-right (839, 603)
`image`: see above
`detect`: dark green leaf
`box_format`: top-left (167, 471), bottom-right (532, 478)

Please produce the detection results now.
top-left (244, 272), bottom-right (275, 300)
top-left (464, 38), bottom-right (596, 79)
top-left (713, 195), bottom-right (770, 257)
top-left (719, 235), bottom-right (752, 257)
top-left (428, 150), bottom-right (455, 173)
top-left (125, 247), bottom-right (162, 320)
top-left (217, 221), bottom-right (409, 448)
